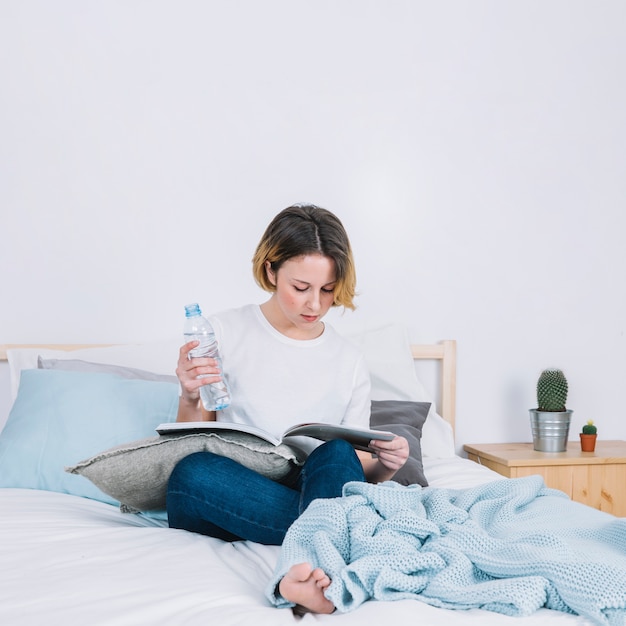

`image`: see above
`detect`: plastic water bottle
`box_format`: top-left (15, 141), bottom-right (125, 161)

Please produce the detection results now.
top-left (183, 303), bottom-right (231, 411)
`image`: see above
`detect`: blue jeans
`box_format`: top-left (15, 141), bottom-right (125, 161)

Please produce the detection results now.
top-left (167, 439), bottom-right (365, 545)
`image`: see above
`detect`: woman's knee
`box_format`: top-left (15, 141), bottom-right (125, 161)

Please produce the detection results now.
top-left (170, 451), bottom-right (204, 482)
top-left (305, 439), bottom-right (364, 480)
top-left (168, 451), bottom-right (229, 491)
top-left (309, 438), bottom-right (357, 463)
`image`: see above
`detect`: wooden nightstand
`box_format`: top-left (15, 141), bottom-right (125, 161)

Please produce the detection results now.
top-left (463, 441), bottom-right (626, 517)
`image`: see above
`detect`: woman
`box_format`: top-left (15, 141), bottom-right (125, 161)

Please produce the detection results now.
top-left (167, 204), bottom-right (409, 546)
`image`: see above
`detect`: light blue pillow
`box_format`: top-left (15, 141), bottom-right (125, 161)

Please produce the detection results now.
top-left (0, 369), bottom-right (179, 505)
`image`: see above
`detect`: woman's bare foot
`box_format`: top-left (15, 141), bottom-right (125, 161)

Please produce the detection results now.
top-left (278, 562), bottom-right (335, 614)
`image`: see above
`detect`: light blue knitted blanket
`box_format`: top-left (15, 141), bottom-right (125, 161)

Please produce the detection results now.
top-left (267, 476), bottom-right (626, 625)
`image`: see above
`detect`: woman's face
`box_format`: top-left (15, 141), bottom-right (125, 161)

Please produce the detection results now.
top-left (266, 254), bottom-right (337, 337)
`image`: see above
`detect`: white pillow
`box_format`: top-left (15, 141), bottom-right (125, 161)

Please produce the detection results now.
top-left (7, 326), bottom-right (424, 403)
top-left (342, 324), bottom-right (432, 403)
top-left (342, 324), bottom-right (455, 458)
top-left (6, 324), bottom-right (456, 457)
top-left (7, 337), bottom-right (181, 401)
top-left (420, 410), bottom-right (455, 458)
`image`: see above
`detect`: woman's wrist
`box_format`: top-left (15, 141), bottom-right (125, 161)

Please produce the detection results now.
top-left (179, 393), bottom-right (200, 405)
top-left (176, 394), bottom-right (204, 423)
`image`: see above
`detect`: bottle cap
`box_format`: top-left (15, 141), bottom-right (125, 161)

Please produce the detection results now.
top-left (184, 303), bottom-right (202, 317)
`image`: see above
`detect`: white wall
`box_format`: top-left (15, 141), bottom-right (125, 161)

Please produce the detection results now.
top-left (2, 1), bottom-right (625, 451)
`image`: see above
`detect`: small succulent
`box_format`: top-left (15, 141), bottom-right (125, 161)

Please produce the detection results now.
top-left (582, 420), bottom-right (597, 435)
top-left (536, 368), bottom-right (568, 412)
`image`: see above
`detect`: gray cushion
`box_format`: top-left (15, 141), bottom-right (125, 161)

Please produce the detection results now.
top-left (369, 400), bottom-right (430, 486)
top-left (66, 431), bottom-right (304, 513)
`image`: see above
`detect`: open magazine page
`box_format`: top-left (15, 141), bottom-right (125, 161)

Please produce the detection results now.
top-left (156, 421), bottom-right (282, 445)
top-left (156, 421), bottom-right (394, 451)
top-left (283, 423), bottom-right (394, 452)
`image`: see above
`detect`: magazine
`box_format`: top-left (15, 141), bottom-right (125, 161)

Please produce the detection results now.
top-left (156, 420), bottom-right (395, 452)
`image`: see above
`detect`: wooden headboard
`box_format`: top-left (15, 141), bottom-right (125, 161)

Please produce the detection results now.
top-left (410, 340), bottom-right (456, 432)
top-left (0, 340), bottom-right (457, 431)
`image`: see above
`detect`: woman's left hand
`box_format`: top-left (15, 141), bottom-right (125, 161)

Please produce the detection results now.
top-left (368, 435), bottom-right (410, 472)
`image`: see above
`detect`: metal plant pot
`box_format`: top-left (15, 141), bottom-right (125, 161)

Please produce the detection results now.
top-left (529, 409), bottom-right (573, 452)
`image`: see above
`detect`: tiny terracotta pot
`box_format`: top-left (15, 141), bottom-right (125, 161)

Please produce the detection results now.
top-left (580, 433), bottom-right (597, 452)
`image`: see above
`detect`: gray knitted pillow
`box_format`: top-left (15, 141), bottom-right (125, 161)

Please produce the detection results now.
top-left (66, 431), bottom-right (304, 513)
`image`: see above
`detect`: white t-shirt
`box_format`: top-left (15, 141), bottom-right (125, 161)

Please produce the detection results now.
top-left (209, 304), bottom-right (371, 450)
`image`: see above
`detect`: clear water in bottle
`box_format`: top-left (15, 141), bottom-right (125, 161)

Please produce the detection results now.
top-left (184, 303), bottom-right (231, 411)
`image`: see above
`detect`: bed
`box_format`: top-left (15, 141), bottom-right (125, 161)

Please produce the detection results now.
top-left (0, 325), bottom-right (619, 625)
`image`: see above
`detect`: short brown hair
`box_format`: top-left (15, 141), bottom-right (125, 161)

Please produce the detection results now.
top-left (252, 204), bottom-right (357, 310)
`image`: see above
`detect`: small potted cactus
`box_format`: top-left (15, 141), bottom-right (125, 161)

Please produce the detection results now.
top-left (529, 368), bottom-right (573, 452)
top-left (580, 420), bottom-right (597, 452)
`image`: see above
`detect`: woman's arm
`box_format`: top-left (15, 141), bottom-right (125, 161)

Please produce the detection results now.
top-left (175, 340), bottom-right (220, 423)
top-left (356, 436), bottom-right (410, 483)
top-left (176, 395), bottom-right (216, 422)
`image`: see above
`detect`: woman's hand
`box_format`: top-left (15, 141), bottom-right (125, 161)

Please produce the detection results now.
top-left (358, 435), bottom-right (410, 483)
top-left (176, 341), bottom-right (223, 399)
top-left (175, 341), bottom-right (221, 422)
top-left (369, 436), bottom-right (410, 473)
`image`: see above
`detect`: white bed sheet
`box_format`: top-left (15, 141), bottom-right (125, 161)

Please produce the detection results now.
top-left (0, 457), bottom-right (595, 626)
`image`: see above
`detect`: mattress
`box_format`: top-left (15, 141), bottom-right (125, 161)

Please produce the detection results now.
top-left (0, 457), bottom-right (595, 626)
